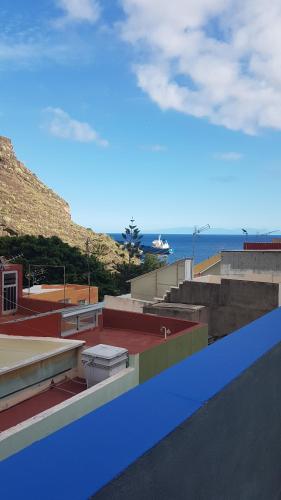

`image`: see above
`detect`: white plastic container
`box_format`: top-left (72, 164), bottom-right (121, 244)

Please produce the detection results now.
top-left (81, 344), bottom-right (128, 387)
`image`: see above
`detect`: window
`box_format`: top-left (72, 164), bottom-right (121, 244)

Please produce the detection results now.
top-left (61, 304), bottom-right (103, 337)
top-left (4, 273), bottom-right (16, 286)
top-left (78, 299), bottom-right (88, 305)
top-left (61, 316), bottom-right (78, 334)
top-left (2, 271), bottom-right (18, 313)
top-left (78, 312), bottom-right (96, 330)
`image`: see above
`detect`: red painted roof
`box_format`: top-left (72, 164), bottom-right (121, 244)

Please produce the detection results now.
top-left (67, 325), bottom-right (202, 355)
top-left (0, 378), bottom-right (86, 432)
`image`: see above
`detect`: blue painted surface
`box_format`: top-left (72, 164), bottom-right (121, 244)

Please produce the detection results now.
top-left (1, 307), bottom-right (281, 500)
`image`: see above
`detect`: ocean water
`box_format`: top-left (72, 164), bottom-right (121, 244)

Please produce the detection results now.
top-left (110, 233), bottom-right (278, 264)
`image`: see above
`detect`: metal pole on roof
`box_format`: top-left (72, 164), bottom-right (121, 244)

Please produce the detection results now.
top-left (27, 263), bottom-right (66, 302)
top-left (85, 238), bottom-right (91, 305)
top-left (28, 264), bottom-right (31, 295)
top-left (192, 224), bottom-right (210, 261)
top-left (63, 265), bottom-right (66, 306)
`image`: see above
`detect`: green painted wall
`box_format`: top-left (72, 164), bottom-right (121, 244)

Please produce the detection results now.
top-left (139, 326), bottom-right (208, 384)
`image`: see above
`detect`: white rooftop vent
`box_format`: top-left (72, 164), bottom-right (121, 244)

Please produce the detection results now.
top-left (81, 344), bottom-right (128, 387)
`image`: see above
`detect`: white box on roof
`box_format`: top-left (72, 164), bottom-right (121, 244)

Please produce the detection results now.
top-left (81, 344), bottom-right (128, 387)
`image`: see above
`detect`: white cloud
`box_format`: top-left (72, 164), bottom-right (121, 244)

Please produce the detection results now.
top-left (55, 0), bottom-right (100, 26)
top-left (213, 152), bottom-right (243, 161)
top-left (141, 144), bottom-right (167, 152)
top-left (44, 107), bottom-right (109, 146)
top-left (120, 0), bottom-right (281, 134)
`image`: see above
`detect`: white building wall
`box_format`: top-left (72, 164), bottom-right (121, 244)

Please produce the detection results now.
top-left (131, 259), bottom-right (192, 301)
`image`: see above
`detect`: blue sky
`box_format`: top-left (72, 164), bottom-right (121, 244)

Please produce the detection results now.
top-left (1, 0), bottom-right (281, 233)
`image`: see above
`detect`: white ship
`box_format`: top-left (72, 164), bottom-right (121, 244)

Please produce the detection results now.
top-left (152, 235), bottom-right (170, 250)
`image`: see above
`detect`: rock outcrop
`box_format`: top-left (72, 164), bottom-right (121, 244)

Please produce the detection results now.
top-left (0, 136), bottom-right (125, 266)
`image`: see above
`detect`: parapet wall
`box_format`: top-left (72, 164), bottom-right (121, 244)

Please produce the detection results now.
top-left (0, 365), bottom-right (138, 461)
top-left (103, 308), bottom-right (198, 334)
top-left (19, 296), bottom-right (71, 314)
top-left (95, 321), bottom-right (281, 500)
top-left (104, 295), bottom-right (148, 313)
top-left (0, 311), bottom-right (62, 337)
top-left (221, 250), bottom-right (281, 277)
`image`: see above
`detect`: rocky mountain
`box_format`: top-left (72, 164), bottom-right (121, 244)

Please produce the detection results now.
top-left (0, 136), bottom-right (125, 267)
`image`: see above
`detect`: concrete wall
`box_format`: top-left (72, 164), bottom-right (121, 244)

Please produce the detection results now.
top-left (104, 295), bottom-right (148, 313)
top-left (221, 250), bottom-right (281, 278)
top-left (165, 279), bottom-right (280, 337)
top-left (0, 365), bottom-right (138, 461)
top-left (130, 259), bottom-right (192, 301)
top-left (25, 285), bottom-right (98, 305)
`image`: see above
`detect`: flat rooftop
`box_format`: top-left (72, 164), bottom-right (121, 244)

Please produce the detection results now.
top-left (23, 285), bottom-right (64, 295)
top-left (23, 284), bottom-right (96, 295)
top-left (68, 324), bottom-right (202, 355)
top-left (0, 335), bottom-right (84, 374)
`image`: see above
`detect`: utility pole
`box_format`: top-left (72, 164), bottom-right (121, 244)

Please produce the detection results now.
top-left (28, 264), bottom-right (31, 294)
top-left (85, 238), bottom-right (91, 304)
top-left (63, 266), bottom-right (66, 305)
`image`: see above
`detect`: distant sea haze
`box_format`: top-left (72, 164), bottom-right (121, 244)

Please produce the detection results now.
top-left (109, 233), bottom-right (279, 264)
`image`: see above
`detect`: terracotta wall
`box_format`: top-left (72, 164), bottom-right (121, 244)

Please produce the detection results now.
top-left (0, 312), bottom-right (61, 337)
top-left (103, 308), bottom-right (197, 334)
top-left (18, 297), bottom-right (72, 314)
top-left (244, 242), bottom-right (281, 250)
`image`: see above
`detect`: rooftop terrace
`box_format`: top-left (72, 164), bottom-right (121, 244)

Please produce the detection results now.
top-left (71, 323), bottom-right (203, 354)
